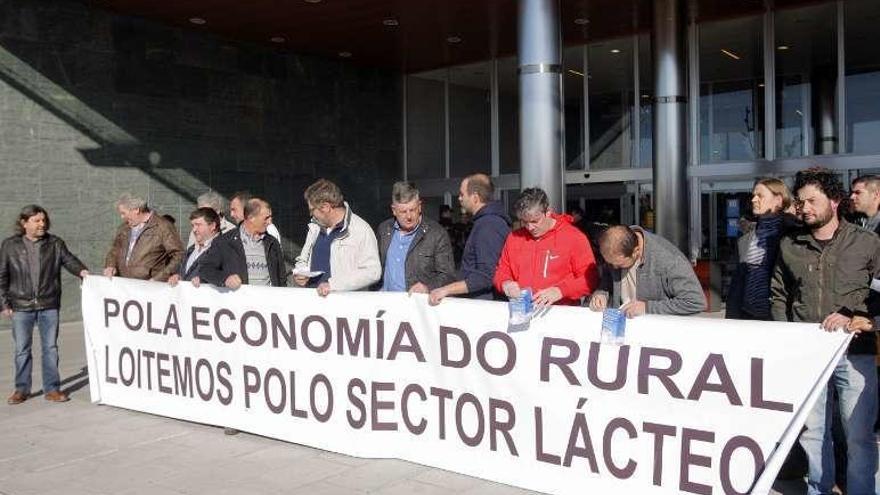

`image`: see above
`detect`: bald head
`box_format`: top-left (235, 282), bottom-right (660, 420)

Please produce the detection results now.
top-left (599, 225), bottom-right (642, 270)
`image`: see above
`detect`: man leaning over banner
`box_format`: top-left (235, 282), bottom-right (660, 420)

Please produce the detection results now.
top-left (0, 205), bottom-right (88, 405)
top-left (168, 207), bottom-right (221, 287)
top-left (429, 173), bottom-right (510, 304)
top-left (589, 225), bottom-right (705, 317)
top-left (293, 179), bottom-right (381, 296)
top-left (770, 167), bottom-right (879, 495)
top-left (493, 187), bottom-right (599, 308)
top-left (377, 181), bottom-right (455, 293)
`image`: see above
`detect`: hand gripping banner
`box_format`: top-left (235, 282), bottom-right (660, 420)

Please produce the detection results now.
top-left (81, 276), bottom-right (850, 495)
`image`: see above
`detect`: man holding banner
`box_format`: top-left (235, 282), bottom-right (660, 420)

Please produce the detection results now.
top-left (770, 167), bottom-right (880, 495)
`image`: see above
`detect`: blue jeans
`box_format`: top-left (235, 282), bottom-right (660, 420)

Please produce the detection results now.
top-left (11, 309), bottom-right (61, 394)
top-left (800, 354), bottom-right (879, 495)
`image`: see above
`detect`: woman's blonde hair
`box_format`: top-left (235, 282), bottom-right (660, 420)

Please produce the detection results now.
top-left (755, 177), bottom-right (792, 213)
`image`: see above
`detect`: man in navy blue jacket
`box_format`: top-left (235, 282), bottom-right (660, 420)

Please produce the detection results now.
top-left (429, 174), bottom-right (510, 304)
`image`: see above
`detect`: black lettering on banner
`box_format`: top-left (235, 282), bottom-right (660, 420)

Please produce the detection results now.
top-left (289, 371), bottom-right (308, 418)
top-left (371, 382), bottom-right (397, 431)
top-left (750, 358), bottom-right (793, 412)
top-left (242, 365), bottom-right (260, 409)
top-left (156, 352), bottom-right (172, 394)
top-left (302, 316), bottom-right (332, 353)
top-left (123, 301), bottom-right (143, 330)
top-left (588, 342), bottom-right (629, 391)
top-left (401, 384), bottom-right (427, 435)
top-left (638, 347), bottom-right (684, 398)
top-left (455, 393), bottom-right (484, 447)
top-left (264, 367), bottom-right (286, 414)
top-left (488, 398), bottom-right (518, 456)
top-left (439, 326), bottom-right (470, 368)
top-left (337, 318), bottom-right (369, 357)
top-left (540, 337), bottom-right (581, 385)
top-left (216, 361), bottom-right (233, 405)
top-left (173, 356), bottom-right (193, 398)
top-left (687, 354), bottom-right (743, 406)
top-left (195, 358), bottom-right (214, 401)
top-left (603, 418), bottom-right (637, 479)
top-left (310, 373), bottom-right (333, 422)
top-left (476, 332), bottom-right (516, 376)
top-left (430, 387), bottom-right (453, 440)
top-left (534, 407), bottom-right (561, 465)
top-left (387, 322), bottom-right (425, 362)
top-left (104, 298), bottom-right (119, 327)
top-left (141, 350), bottom-right (155, 390)
top-left (271, 314), bottom-right (297, 349)
top-left (347, 378), bottom-right (367, 428)
top-left (119, 346), bottom-right (135, 386)
top-left (191, 307), bottom-right (211, 341)
top-left (643, 422), bottom-right (677, 486)
top-left (214, 309), bottom-right (237, 343)
top-left (104, 345), bottom-right (117, 384)
top-left (562, 412), bottom-right (599, 472)
top-left (241, 310), bottom-right (267, 347)
top-left (164, 304), bottom-right (181, 337)
top-left (720, 435), bottom-right (765, 495)
top-left (679, 428), bottom-right (714, 495)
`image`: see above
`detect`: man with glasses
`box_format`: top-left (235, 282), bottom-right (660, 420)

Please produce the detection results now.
top-left (589, 224), bottom-right (705, 317)
top-left (377, 181), bottom-right (455, 293)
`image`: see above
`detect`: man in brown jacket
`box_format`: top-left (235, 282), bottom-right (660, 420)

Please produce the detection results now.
top-left (103, 194), bottom-right (184, 281)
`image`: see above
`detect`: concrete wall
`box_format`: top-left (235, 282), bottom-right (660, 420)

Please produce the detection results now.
top-left (0, 0), bottom-right (402, 321)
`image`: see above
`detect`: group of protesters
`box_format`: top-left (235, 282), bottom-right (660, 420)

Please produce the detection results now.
top-left (0, 167), bottom-right (878, 492)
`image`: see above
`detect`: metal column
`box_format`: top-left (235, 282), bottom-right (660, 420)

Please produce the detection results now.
top-left (652, 0), bottom-right (689, 253)
top-left (518, 0), bottom-right (564, 211)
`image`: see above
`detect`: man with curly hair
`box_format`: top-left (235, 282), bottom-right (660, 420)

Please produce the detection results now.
top-left (770, 167), bottom-right (880, 494)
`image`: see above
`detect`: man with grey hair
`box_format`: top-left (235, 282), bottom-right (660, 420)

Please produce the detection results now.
top-left (376, 181), bottom-right (455, 293)
top-left (186, 191), bottom-right (236, 248)
top-left (103, 194), bottom-right (184, 281)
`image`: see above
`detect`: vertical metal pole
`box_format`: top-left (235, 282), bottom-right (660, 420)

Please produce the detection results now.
top-left (652, 0), bottom-right (689, 253)
top-left (518, 0), bottom-right (563, 210)
top-left (491, 59), bottom-right (501, 177)
top-left (633, 34), bottom-right (641, 169)
top-left (402, 74), bottom-right (408, 180)
top-left (688, 5), bottom-right (700, 167)
top-left (836, 0), bottom-right (846, 154)
top-left (444, 69), bottom-right (451, 179)
top-left (764, 8), bottom-right (776, 160)
top-left (583, 45), bottom-right (591, 170)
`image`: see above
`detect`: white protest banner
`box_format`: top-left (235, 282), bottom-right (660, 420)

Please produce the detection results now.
top-left (82, 276), bottom-right (849, 495)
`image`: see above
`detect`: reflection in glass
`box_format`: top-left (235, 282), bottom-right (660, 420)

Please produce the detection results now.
top-left (699, 16), bottom-right (764, 162)
top-left (638, 34), bottom-right (653, 168)
top-left (564, 46), bottom-right (586, 170)
top-left (589, 38), bottom-right (634, 169)
top-left (406, 73), bottom-right (446, 179)
top-left (449, 63), bottom-right (491, 177)
top-left (845, 0), bottom-right (880, 154)
top-left (775, 4), bottom-right (838, 157)
top-left (498, 57), bottom-right (520, 175)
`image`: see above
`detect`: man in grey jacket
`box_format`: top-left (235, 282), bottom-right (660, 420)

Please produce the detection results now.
top-left (377, 181), bottom-right (455, 293)
top-left (589, 225), bottom-right (705, 317)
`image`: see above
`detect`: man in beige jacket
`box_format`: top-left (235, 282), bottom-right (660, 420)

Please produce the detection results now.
top-left (103, 194), bottom-right (184, 281)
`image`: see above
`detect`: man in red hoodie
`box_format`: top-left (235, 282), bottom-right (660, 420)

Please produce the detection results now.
top-left (493, 188), bottom-right (600, 308)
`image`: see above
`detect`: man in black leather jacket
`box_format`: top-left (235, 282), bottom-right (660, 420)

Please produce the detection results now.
top-left (0, 205), bottom-right (88, 405)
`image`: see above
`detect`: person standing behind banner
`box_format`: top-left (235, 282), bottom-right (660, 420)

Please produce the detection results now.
top-left (725, 178), bottom-right (793, 320)
top-left (429, 173), bottom-right (510, 305)
top-left (377, 181), bottom-right (455, 293)
top-left (186, 192), bottom-right (235, 249)
top-left (293, 179), bottom-right (381, 296)
top-left (493, 188), bottom-right (599, 308)
top-left (589, 225), bottom-right (705, 317)
top-left (103, 194), bottom-right (184, 281)
top-left (168, 207), bottom-right (221, 287)
top-left (229, 191), bottom-right (282, 245)
top-left (770, 167), bottom-right (879, 495)
top-left (0, 205), bottom-right (88, 405)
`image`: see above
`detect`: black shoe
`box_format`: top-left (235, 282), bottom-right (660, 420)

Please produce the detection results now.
top-left (223, 427), bottom-right (239, 436)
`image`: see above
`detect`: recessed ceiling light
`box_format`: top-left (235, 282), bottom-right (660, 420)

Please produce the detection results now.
top-left (610, 49), bottom-right (621, 54)
top-left (641, 94), bottom-right (650, 99)
top-left (188, 17), bottom-right (207, 25)
top-left (720, 48), bottom-right (741, 60)
top-left (447, 36), bottom-right (462, 44)
top-left (777, 45), bottom-right (789, 50)
top-left (567, 69), bottom-right (584, 77)
top-left (758, 83), bottom-right (765, 87)
top-left (574, 18), bottom-right (589, 25)
top-left (338, 51), bottom-right (352, 58)
top-left (383, 18), bottom-right (399, 27)
top-left (270, 36), bottom-right (286, 43)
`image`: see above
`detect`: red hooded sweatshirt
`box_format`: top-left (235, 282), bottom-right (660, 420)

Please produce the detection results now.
top-left (493, 213), bottom-right (599, 305)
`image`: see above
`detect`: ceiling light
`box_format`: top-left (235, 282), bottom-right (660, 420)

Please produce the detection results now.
top-left (758, 83), bottom-right (765, 87)
top-left (447, 36), bottom-right (462, 44)
top-left (304, 0), bottom-right (322, 3)
top-left (610, 49), bottom-right (621, 54)
top-left (574, 18), bottom-right (589, 25)
top-left (641, 94), bottom-right (650, 99)
top-left (338, 51), bottom-right (352, 58)
top-left (720, 48), bottom-right (741, 60)
top-left (568, 69), bottom-right (584, 77)
top-left (188, 17), bottom-right (207, 25)
top-left (777, 45), bottom-right (789, 50)
top-left (383, 18), bottom-right (399, 27)
top-left (270, 36), bottom-right (286, 43)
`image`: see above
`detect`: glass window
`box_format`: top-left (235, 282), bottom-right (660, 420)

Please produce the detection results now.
top-left (498, 57), bottom-right (520, 175)
top-left (638, 34), bottom-right (653, 168)
top-left (775, 3), bottom-right (838, 157)
top-left (699, 15), bottom-right (764, 162)
top-left (589, 37), bottom-right (635, 169)
top-left (564, 46), bottom-right (586, 170)
top-left (449, 62), bottom-right (491, 177)
top-left (406, 72), bottom-right (446, 179)
top-left (845, 0), bottom-right (880, 154)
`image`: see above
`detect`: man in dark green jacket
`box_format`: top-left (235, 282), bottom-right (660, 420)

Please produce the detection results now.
top-left (770, 167), bottom-right (879, 495)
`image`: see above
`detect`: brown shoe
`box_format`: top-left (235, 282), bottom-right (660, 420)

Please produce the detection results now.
top-left (44, 390), bottom-right (69, 403)
top-left (7, 390), bottom-right (28, 405)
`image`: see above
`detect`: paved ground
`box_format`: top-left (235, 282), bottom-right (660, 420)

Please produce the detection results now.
top-left (0, 322), bottom-right (814, 494)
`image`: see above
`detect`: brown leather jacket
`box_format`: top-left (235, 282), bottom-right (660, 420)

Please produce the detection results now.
top-left (104, 213), bottom-right (184, 281)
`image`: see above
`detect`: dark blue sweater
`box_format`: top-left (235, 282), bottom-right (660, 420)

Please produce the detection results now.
top-left (460, 201), bottom-right (511, 299)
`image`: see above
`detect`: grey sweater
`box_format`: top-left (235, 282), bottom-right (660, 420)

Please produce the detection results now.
top-left (599, 227), bottom-right (706, 315)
